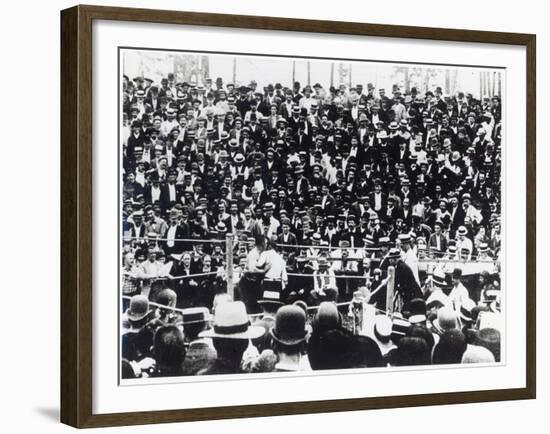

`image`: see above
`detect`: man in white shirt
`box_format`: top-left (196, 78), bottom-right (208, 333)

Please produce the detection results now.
top-left (455, 226), bottom-right (473, 260)
top-left (256, 237), bottom-right (287, 295)
top-left (312, 256), bottom-right (338, 303)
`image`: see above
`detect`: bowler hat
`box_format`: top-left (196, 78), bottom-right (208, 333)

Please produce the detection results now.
top-left (125, 295), bottom-right (150, 322)
top-left (271, 305), bottom-right (308, 345)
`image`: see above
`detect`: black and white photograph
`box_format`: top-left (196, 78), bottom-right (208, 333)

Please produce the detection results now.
top-left (119, 48), bottom-right (503, 380)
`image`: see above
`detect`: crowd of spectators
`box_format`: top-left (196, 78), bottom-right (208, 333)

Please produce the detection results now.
top-left (121, 70), bottom-right (502, 377)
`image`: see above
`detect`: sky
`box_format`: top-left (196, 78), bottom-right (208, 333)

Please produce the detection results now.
top-left (122, 49), bottom-right (502, 98)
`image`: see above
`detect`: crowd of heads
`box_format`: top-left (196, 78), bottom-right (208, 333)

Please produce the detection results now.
top-left (120, 69), bottom-right (502, 378)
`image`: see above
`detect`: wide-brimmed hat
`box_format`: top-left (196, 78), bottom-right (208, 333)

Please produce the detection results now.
top-left (199, 301), bottom-right (265, 340)
top-left (125, 294), bottom-right (150, 322)
top-left (270, 305), bottom-right (308, 345)
top-left (215, 222), bottom-right (227, 233)
top-left (233, 153), bottom-right (245, 164)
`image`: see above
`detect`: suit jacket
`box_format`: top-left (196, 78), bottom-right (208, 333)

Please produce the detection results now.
top-left (369, 191), bottom-right (387, 213)
top-left (223, 214), bottom-right (243, 233)
top-left (277, 232), bottom-right (298, 248)
top-left (160, 183), bottom-right (182, 211)
top-left (162, 223), bottom-right (191, 255)
top-left (428, 232), bottom-right (448, 255)
top-left (395, 261), bottom-right (423, 305)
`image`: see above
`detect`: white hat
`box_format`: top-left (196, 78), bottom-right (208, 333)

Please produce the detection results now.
top-left (199, 301), bottom-right (265, 340)
top-left (461, 344), bottom-right (496, 363)
top-left (374, 315), bottom-right (392, 338)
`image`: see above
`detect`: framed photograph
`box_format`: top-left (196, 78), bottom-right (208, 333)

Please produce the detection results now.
top-left (60, 4), bottom-right (536, 428)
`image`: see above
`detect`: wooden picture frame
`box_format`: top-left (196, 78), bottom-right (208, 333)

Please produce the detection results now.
top-left (61, 4), bottom-right (536, 428)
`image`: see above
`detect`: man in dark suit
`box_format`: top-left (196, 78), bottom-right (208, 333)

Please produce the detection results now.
top-left (386, 248), bottom-right (423, 309)
top-left (223, 200), bottom-right (243, 234)
top-left (428, 220), bottom-right (448, 257)
top-left (277, 218), bottom-right (298, 249)
top-left (381, 196), bottom-right (400, 224)
top-left (369, 179), bottom-right (387, 213)
top-left (162, 209), bottom-right (191, 255)
top-left (160, 170), bottom-right (182, 212)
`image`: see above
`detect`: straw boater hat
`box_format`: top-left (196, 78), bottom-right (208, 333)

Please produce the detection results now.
top-left (199, 301), bottom-right (265, 340)
top-left (407, 298), bottom-right (427, 324)
top-left (258, 289), bottom-right (284, 307)
top-left (386, 247), bottom-right (401, 260)
top-left (180, 307), bottom-right (213, 325)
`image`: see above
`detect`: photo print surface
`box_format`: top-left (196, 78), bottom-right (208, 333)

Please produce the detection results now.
top-left (119, 48), bottom-right (503, 381)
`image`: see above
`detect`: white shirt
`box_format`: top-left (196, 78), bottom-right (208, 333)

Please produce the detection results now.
top-left (455, 237), bottom-right (473, 259)
top-left (135, 171), bottom-right (146, 187)
top-left (151, 186), bottom-right (161, 203)
top-left (257, 250), bottom-right (287, 281)
top-left (374, 192), bottom-right (382, 211)
top-left (166, 224), bottom-right (178, 248)
top-left (168, 183), bottom-right (176, 202)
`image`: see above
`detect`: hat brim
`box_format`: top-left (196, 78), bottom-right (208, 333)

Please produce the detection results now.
top-left (258, 299), bottom-right (284, 306)
top-left (125, 309), bottom-right (150, 322)
top-left (270, 329), bottom-right (308, 346)
top-left (199, 325), bottom-right (265, 340)
top-left (179, 315), bottom-right (214, 325)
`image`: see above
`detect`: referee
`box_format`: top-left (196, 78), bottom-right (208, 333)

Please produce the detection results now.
top-left (256, 236), bottom-right (288, 298)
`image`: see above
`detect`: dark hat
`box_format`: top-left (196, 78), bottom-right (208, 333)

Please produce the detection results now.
top-left (432, 329), bottom-right (467, 364)
top-left (473, 328), bottom-right (501, 362)
top-left (313, 302), bottom-right (341, 332)
top-left (407, 298), bottom-right (427, 324)
top-left (394, 336), bottom-right (430, 366)
top-left (125, 295), bottom-right (150, 322)
top-left (270, 305), bottom-right (308, 345)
